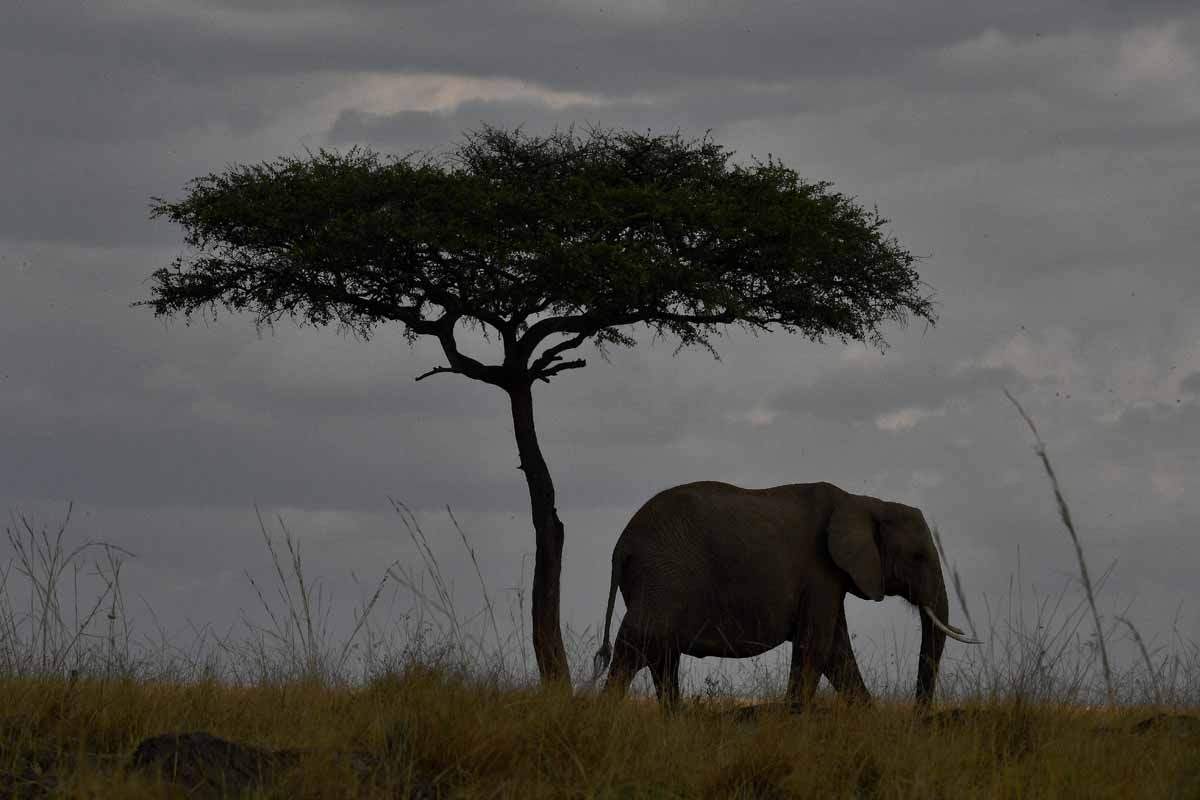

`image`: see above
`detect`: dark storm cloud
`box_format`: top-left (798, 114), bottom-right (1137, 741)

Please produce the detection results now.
top-left (8, 0), bottom-right (1191, 94)
top-left (8, 0), bottom-right (1200, 247)
top-left (326, 22), bottom-right (1200, 172)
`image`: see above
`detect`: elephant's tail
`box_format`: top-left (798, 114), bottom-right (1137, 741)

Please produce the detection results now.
top-left (591, 550), bottom-right (624, 685)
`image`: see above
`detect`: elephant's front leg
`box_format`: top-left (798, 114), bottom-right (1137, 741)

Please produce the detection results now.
top-left (786, 585), bottom-right (842, 709)
top-left (823, 602), bottom-right (871, 705)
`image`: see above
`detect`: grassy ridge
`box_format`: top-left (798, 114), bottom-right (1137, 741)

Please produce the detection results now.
top-left (2, 669), bottom-right (1199, 797)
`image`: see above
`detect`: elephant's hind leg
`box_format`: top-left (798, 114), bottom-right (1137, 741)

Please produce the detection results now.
top-left (602, 620), bottom-right (649, 700)
top-left (650, 647), bottom-right (682, 712)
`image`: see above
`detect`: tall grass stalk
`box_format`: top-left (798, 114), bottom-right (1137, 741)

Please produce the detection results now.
top-left (384, 498), bottom-right (522, 680)
top-left (0, 504), bottom-right (135, 677)
top-left (235, 507), bottom-right (395, 685)
top-left (1004, 387), bottom-right (1115, 705)
top-left (446, 505), bottom-right (507, 675)
top-left (1117, 614), bottom-right (1161, 705)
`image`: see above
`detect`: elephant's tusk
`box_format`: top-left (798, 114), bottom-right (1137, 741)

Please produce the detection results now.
top-left (922, 606), bottom-right (982, 644)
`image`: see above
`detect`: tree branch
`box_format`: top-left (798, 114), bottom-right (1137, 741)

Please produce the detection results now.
top-left (315, 282), bottom-right (447, 337)
top-left (414, 365), bottom-right (459, 382)
top-left (426, 283), bottom-right (516, 338)
top-left (654, 309), bottom-right (738, 325)
top-left (432, 313), bottom-right (511, 387)
top-left (534, 358), bottom-right (587, 383)
top-left (517, 312), bottom-right (644, 362)
top-left (529, 331), bottom-right (591, 374)
top-left (517, 307), bottom-right (739, 362)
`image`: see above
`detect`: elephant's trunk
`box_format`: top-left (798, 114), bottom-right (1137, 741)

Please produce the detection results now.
top-left (915, 577), bottom-right (948, 705)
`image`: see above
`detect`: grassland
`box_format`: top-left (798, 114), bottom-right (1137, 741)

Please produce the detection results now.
top-left (2, 667), bottom-right (1199, 798)
top-left (2, 517), bottom-right (1196, 800)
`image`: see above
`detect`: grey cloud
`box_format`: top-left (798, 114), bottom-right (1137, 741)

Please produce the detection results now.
top-left (8, 1), bottom-right (1195, 102)
top-left (1, 408), bottom-right (530, 514)
top-left (9, 0), bottom-right (1200, 249)
top-left (38, 2), bottom-right (1200, 92)
top-left (1181, 371), bottom-right (1200, 396)
top-left (540, 380), bottom-right (720, 448)
top-left (329, 109), bottom-right (463, 155)
top-left (324, 81), bottom-right (883, 154)
top-left (323, 82), bottom-right (835, 155)
top-left (323, 101), bottom-right (638, 157)
top-left (1084, 400), bottom-right (1200, 465)
top-left (0, 250), bottom-right (525, 513)
top-left (770, 362), bottom-right (1026, 424)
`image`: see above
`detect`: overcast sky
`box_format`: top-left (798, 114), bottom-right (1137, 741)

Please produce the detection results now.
top-left (3, 1), bottom-right (1199, 696)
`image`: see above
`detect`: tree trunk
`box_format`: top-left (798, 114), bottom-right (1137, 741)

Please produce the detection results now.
top-left (506, 380), bottom-right (570, 685)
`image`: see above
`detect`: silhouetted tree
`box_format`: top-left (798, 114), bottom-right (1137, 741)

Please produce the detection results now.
top-left (139, 125), bottom-right (935, 685)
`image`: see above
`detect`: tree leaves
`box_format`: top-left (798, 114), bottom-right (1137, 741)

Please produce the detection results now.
top-left (141, 124), bottom-right (934, 384)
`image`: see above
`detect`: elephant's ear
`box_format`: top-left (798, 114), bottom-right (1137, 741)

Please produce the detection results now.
top-left (827, 497), bottom-right (884, 601)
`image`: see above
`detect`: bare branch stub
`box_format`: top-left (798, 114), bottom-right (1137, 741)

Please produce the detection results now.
top-left (535, 358), bottom-right (587, 383)
top-left (414, 366), bottom-right (458, 382)
top-left (530, 331), bottom-right (592, 374)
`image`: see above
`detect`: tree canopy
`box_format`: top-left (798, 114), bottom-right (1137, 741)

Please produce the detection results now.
top-left (145, 125), bottom-right (933, 387)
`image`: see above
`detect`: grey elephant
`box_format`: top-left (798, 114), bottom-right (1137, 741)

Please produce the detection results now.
top-left (591, 481), bottom-right (978, 710)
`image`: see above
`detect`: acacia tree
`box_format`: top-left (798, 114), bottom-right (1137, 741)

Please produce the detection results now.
top-left (140, 125), bottom-right (934, 685)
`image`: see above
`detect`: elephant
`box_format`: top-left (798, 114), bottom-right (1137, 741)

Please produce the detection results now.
top-left (591, 481), bottom-right (978, 711)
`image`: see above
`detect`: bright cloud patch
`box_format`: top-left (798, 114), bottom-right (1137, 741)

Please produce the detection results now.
top-left (1115, 23), bottom-right (1197, 88)
top-left (837, 342), bottom-right (887, 369)
top-left (746, 409), bottom-right (777, 427)
top-left (1150, 461), bottom-right (1191, 501)
top-left (726, 408), bottom-right (778, 427)
top-left (874, 406), bottom-right (944, 431)
top-left (329, 73), bottom-right (603, 118)
top-left (979, 328), bottom-right (1083, 386)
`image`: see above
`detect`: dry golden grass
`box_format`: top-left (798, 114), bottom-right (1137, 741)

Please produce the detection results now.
top-left (2, 666), bottom-right (1199, 798)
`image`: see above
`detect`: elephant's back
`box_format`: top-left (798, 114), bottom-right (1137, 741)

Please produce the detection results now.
top-left (614, 484), bottom-right (715, 563)
top-left (614, 481), bottom-right (823, 652)
top-left (619, 481), bottom-right (824, 543)
top-left (617, 481), bottom-right (748, 546)
top-left (615, 481), bottom-right (820, 582)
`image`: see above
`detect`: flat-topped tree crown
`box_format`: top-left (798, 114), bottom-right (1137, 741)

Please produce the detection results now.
top-left (144, 125), bottom-right (933, 387)
top-left (140, 124), bottom-right (935, 685)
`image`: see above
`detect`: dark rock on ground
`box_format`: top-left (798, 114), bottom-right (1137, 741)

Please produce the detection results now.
top-left (725, 702), bottom-right (834, 723)
top-left (128, 731), bottom-right (286, 795)
top-left (127, 729), bottom-right (440, 798)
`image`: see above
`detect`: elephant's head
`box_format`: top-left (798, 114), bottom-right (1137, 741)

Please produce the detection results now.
top-left (827, 491), bottom-right (978, 703)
